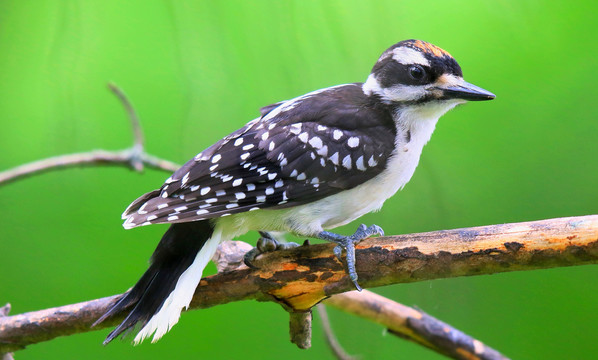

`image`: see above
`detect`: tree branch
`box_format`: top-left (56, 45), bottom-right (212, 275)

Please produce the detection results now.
top-left (0, 304), bottom-right (14, 360)
top-left (1, 214), bottom-right (596, 356)
top-left (0, 83), bottom-right (179, 186)
top-left (326, 291), bottom-right (507, 360)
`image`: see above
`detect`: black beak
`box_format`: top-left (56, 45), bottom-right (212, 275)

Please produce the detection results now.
top-left (441, 81), bottom-right (495, 101)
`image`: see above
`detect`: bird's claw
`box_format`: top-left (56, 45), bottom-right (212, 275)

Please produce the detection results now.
top-left (243, 232), bottom-right (299, 268)
top-left (319, 224), bottom-right (384, 291)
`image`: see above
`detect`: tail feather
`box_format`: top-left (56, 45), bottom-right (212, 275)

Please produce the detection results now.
top-left (96, 220), bottom-right (219, 344)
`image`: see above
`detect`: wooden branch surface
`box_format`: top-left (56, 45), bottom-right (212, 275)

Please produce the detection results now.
top-left (326, 290), bottom-right (508, 360)
top-left (1, 215), bottom-right (596, 354)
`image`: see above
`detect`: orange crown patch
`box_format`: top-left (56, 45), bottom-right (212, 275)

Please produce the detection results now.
top-left (412, 40), bottom-right (452, 58)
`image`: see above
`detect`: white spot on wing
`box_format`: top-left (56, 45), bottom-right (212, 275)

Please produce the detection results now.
top-left (211, 154), bottom-right (221, 163)
top-left (216, 190), bottom-right (226, 196)
top-left (309, 136), bottom-right (323, 149)
top-left (342, 155), bottom-right (352, 169)
top-left (235, 192), bottom-right (246, 200)
top-left (347, 137), bottom-right (360, 148)
top-left (233, 178), bottom-right (243, 187)
top-left (289, 123), bottom-right (302, 135)
top-left (200, 187), bottom-right (211, 196)
top-left (316, 145), bottom-right (328, 157)
top-left (333, 130), bottom-right (343, 140)
top-left (181, 172), bottom-right (190, 185)
top-left (298, 132), bottom-right (309, 143)
top-left (234, 138), bottom-right (243, 146)
top-left (329, 152), bottom-right (339, 165)
top-left (356, 156), bottom-right (366, 171)
top-left (368, 156), bottom-right (378, 167)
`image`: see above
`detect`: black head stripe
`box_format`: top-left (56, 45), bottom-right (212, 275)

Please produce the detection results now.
top-left (373, 40), bottom-right (463, 84)
top-left (372, 58), bottom-right (434, 87)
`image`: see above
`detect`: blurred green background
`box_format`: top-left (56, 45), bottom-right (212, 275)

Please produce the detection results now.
top-left (1, 1), bottom-right (597, 359)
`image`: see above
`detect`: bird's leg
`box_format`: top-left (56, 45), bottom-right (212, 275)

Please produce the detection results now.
top-left (243, 231), bottom-right (300, 268)
top-left (317, 224), bottom-right (384, 291)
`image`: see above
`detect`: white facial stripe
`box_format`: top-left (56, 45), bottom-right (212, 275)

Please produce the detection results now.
top-left (382, 84), bottom-right (428, 102)
top-left (437, 74), bottom-right (463, 87)
top-left (362, 74), bottom-right (427, 102)
top-left (392, 47), bottom-right (430, 67)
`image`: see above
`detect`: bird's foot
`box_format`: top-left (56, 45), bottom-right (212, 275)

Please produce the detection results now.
top-left (317, 224), bottom-right (384, 291)
top-left (243, 231), bottom-right (300, 268)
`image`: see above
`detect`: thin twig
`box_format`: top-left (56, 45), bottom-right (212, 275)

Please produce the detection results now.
top-left (316, 304), bottom-right (358, 360)
top-left (0, 150), bottom-right (179, 185)
top-left (325, 291), bottom-right (508, 360)
top-left (0, 84), bottom-right (179, 186)
top-left (107, 83), bottom-right (144, 170)
top-left (1, 215), bottom-right (596, 356)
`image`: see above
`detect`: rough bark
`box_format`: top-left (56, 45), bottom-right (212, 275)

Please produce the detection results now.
top-left (0, 215), bottom-right (596, 355)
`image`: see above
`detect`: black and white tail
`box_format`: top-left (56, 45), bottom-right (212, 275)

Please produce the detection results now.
top-left (95, 220), bottom-right (222, 344)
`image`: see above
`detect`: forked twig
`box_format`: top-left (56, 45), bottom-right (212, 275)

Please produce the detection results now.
top-left (0, 83), bottom-right (179, 186)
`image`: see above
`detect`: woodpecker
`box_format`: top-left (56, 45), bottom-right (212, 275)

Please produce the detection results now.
top-left (95, 39), bottom-right (495, 344)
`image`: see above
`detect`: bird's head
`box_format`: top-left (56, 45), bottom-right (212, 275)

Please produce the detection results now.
top-left (363, 40), bottom-right (495, 116)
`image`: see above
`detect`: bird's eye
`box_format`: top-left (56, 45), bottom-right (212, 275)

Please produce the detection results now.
top-left (409, 65), bottom-right (426, 80)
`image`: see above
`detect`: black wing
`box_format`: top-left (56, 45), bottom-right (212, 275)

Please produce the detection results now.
top-left (123, 84), bottom-right (396, 228)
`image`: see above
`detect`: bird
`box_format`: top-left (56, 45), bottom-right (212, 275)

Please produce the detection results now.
top-left (94, 39), bottom-right (495, 345)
